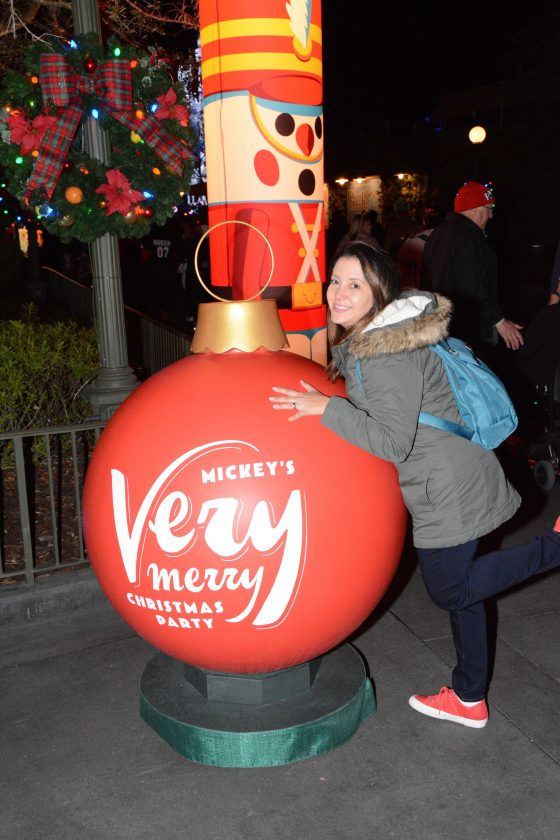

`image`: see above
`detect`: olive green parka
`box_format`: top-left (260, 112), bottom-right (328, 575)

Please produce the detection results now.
top-left (321, 291), bottom-right (520, 548)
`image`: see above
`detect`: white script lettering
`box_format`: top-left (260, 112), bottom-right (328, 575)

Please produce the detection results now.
top-left (111, 442), bottom-right (305, 627)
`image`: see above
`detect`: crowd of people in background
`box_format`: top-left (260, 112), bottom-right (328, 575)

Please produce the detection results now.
top-left (40, 212), bottom-right (212, 331)
top-left (130, 214), bottom-right (212, 328)
top-left (16, 185), bottom-right (560, 410)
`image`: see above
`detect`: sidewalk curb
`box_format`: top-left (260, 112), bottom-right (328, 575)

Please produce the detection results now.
top-left (0, 568), bottom-right (107, 627)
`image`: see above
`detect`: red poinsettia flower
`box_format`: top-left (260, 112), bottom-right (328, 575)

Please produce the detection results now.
top-left (95, 169), bottom-right (145, 216)
top-left (154, 88), bottom-right (189, 124)
top-left (8, 113), bottom-right (56, 156)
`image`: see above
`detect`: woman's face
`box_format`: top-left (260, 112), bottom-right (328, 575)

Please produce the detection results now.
top-left (327, 256), bottom-right (374, 328)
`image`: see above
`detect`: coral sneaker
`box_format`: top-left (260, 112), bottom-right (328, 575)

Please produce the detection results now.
top-left (408, 686), bottom-right (488, 728)
top-left (554, 515), bottom-right (560, 533)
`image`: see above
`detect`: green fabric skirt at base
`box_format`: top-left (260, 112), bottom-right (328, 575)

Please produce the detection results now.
top-left (139, 644), bottom-right (376, 768)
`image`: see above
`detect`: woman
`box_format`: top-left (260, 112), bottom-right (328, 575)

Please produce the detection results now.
top-left (337, 213), bottom-right (381, 251)
top-left (270, 241), bottom-right (560, 729)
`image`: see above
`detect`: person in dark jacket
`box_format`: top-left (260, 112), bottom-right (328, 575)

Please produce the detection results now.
top-left (423, 181), bottom-right (523, 359)
top-left (270, 241), bottom-right (560, 729)
top-left (547, 236), bottom-right (560, 305)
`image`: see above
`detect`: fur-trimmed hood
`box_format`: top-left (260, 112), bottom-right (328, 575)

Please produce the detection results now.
top-left (345, 291), bottom-right (453, 359)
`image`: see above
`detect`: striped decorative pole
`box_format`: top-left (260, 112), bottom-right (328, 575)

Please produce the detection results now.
top-left (198, 0), bottom-right (327, 364)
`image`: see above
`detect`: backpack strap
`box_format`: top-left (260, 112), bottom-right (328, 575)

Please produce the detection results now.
top-left (355, 358), bottom-right (365, 392)
top-left (357, 353), bottom-right (476, 441)
top-left (418, 341), bottom-right (475, 440)
top-left (417, 411), bottom-right (474, 440)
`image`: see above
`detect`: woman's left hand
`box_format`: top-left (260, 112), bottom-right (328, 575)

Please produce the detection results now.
top-left (269, 380), bottom-right (330, 421)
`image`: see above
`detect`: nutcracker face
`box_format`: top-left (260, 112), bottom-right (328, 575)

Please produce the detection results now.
top-left (204, 94), bottom-right (324, 203)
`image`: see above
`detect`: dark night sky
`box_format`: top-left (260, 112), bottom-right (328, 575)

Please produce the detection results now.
top-left (321, 0), bottom-right (554, 170)
top-left (323, 1), bottom-right (548, 120)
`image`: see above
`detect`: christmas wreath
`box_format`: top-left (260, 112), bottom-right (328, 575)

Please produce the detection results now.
top-left (0, 34), bottom-right (197, 243)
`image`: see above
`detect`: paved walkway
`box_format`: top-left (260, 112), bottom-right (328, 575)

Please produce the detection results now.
top-left (1, 476), bottom-right (559, 840)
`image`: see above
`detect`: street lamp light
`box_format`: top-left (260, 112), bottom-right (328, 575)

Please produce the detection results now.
top-left (468, 125), bottom-right (486, 144)
top-left (468, 126), bottom-right (486, 177)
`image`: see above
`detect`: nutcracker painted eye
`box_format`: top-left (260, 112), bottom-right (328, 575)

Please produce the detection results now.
top-left (276, 113), bottom-right (295, 136)
top-left (315, 116), bottom-right (322, 139)
top-left (298, 169), bottom-right (315, 196)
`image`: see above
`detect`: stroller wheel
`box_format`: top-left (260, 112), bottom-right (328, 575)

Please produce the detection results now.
top-left (533, 459), bottom-right (557, 490)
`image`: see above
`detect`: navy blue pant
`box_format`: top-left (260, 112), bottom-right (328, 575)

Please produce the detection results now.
top-left (416, 532), bottom-right (560, 701)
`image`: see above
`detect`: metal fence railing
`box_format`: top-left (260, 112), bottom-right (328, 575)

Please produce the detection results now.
top-left (43, 267), bottom-right (192, 377)
top-left (131, 310), bottom-right (191, 378)
top-left (0, 421), bottom-right (105, 586)
top-left (0, 272), bottom-right (192, 588)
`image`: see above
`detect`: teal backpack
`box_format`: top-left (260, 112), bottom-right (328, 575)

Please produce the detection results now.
top-left (355, 337), bottom-right (518, 450)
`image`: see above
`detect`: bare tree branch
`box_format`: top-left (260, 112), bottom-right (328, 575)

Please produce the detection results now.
top-left (0, 0), bottom-right (199, 73)
top-left (124, 0), bottom-right (197, 28)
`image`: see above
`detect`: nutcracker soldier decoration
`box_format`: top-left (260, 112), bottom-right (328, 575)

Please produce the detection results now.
top-left (199, 0), bottom-right (327, 363)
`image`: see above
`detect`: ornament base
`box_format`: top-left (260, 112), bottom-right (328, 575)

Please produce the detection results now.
top-left (182, 657), bottom-right (322, 705)
top-left (140, 643), bottom-right (375, 767)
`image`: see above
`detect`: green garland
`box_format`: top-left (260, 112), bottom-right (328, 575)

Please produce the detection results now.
top-left (0, 35), bottom-right (197, 243)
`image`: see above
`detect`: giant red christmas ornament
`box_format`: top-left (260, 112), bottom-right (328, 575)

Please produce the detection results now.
top-left (83, 302), bottom-right (407, 673)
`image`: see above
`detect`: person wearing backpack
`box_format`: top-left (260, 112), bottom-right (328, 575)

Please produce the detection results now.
top-left (270, 241), bottom-right (560, 729)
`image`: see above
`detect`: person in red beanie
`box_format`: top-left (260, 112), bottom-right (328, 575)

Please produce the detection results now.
top-left (423, 181), bottom-right (523, 360)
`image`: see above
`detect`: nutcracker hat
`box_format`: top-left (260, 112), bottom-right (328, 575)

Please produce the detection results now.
top-left (199, 0), bottom-right (322, 105)
top-left (454, 181), bottom-right (495, 212)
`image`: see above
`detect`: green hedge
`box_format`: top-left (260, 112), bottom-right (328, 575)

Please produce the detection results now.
top-left (0, 320), bottom-right (99, 432)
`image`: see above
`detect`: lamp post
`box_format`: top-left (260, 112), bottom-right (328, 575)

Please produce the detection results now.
top-left (468, 125), bottom-right (486, 179)
top-left (23, 217), bottom-right (46, 305)
top-left (72, 0), bottom-right (138, 421)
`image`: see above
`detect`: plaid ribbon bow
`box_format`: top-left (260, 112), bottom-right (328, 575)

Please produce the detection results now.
top-left (26, 53), bottom-right (190, 201)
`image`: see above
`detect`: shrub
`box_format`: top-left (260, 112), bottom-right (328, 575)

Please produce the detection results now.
top-left (0, 320), bottom-right (99, 432)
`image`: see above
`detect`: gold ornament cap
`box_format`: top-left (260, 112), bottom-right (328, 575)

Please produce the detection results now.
top-left (191, 300), bottom-right (289, 354)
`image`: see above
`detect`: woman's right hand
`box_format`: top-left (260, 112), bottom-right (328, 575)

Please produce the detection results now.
top-left (269, 380), bottom-right (330, 421)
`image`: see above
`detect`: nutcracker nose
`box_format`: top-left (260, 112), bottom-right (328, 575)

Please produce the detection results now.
top-left (296, 123), bottom-right (314, 156)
